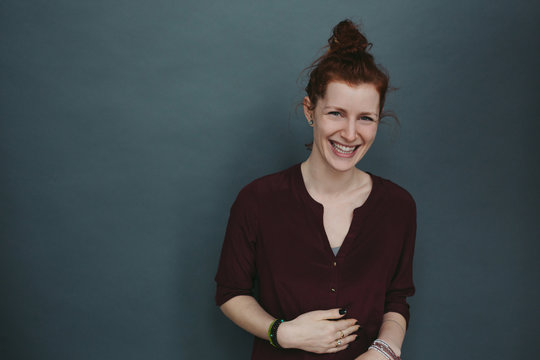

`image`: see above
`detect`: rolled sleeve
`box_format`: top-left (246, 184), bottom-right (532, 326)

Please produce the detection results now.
top-left (215, 187), bottom-right (258, 306)
top-left (384, 198), bottom-right (416, 327)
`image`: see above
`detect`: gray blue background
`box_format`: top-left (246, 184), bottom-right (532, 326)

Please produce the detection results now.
top-left (1, 0), bottom-right (539, 359)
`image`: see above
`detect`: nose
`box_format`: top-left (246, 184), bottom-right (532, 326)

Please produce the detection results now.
top-left (341, 118), bottom-right (357, 142)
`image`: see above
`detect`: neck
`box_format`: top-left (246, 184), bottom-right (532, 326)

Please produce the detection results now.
top-left (301, 156), bottom-right (359, 197)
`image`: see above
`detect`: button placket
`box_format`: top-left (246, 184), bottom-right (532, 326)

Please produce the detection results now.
top-left (330, 259), bottom-right (338, 297)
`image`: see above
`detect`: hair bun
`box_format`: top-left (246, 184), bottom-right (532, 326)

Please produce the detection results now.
top-left (328, 19), bottom-right (371, 54)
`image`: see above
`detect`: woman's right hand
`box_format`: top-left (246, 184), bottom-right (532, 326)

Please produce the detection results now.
top-left (277, 308), bottom-right (360, 354)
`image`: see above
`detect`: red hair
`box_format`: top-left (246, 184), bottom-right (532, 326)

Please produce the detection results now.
top-left (304, 20), bottom-right (391, 116)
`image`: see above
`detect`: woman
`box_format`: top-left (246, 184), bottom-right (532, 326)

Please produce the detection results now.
top-left (215, 19), bottom-right (416, 360)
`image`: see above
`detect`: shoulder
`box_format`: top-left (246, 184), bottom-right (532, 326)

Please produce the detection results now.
top-left (370, 173), bottom-right (416, 213)
top-left (233, 164), bottom-right (299, 207)
top-left (237, 164), bottom-right (299, 198)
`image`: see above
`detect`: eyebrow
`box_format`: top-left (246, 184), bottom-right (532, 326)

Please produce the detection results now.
top-left (323, 106), bottom-right (378, 117)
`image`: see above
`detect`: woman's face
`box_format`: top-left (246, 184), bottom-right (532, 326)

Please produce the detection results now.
top-left (304, 81), bottom-right (380, 173)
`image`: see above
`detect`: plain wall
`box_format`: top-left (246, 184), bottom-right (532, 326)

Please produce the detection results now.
top-left (1, 0), bottom-right (539, 359)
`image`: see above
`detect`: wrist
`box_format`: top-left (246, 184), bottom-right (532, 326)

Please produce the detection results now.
top-left (381, 339), bottom-right (401, 357)
top-left (268, 319), bottom-right (284, 349)
top-left (367, 348), bottom-right (390, 360)
top-left (369, 339), bottom-right (401, 360)
top-left (276, 320), bottom-right (294, 349)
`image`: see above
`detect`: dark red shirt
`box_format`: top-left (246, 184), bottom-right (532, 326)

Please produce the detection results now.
top-left (215, 164), bottom-right (416, 359)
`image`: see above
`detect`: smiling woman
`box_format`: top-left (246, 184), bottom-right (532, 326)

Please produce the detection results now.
top-left (305, 82), bottom-right (380, 172)
top-left (215, 19), bottom-right (416, 360)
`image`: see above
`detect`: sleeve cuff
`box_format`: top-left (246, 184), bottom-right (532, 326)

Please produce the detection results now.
top-left (215, 284), bottom-right (253, 307)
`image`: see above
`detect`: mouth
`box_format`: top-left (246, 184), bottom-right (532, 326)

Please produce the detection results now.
top-left (330, 140), bottom-right (360, 157)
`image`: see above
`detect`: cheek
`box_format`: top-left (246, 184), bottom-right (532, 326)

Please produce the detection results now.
top-left (313, 123), bottom-right (332, 139)
top-left (361, 126), bottom-right (378, 141)
top-left (317, 119), bottom-right (342, 134)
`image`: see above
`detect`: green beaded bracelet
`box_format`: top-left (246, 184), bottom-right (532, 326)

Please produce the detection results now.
top-left (268, 319), bottom-right (284, 348)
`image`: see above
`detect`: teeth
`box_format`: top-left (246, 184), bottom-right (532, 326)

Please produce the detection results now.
top-left (331, 141), bottom-right (357, 153)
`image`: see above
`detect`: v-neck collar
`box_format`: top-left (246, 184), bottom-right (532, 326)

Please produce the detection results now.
top-left (292, 163), bottom-right (382, 258)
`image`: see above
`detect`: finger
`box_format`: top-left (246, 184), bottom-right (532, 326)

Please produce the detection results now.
top-left (333, 318), bottom-right (359, 328)
top-left (326, 334), bottom-right (358, 353)
top-left (326, 333), bottom-right (357, 348)
top-left (340, 334), bottom-right (357, 346)
top-left (335, 329), bottom-right (345, 339)
top-left (335, 323), bottom-right (358, 339)
top-left (326, 344), bottom-right (349, 353)
top-left (341, 323), bottom-right (361, 337)
top-left (316, 308), bottom-right (348, 320)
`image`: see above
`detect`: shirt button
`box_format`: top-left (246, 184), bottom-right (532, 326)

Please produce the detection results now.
top-left (333, 261), bottom-right (337, 267)
top-left (331, 288), bottom-right (336, 293)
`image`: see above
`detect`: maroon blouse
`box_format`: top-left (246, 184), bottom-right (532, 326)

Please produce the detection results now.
top-left (215, 164), bottom-right (416, 359)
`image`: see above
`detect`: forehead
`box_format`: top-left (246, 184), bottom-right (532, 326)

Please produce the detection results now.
top-left (321, 81), bottom-right (380, 112)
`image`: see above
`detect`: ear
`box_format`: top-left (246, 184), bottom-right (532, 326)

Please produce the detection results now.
top-left (303, 96), bottom-right (313, 122)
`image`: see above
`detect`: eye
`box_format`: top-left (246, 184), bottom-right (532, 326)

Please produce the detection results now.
top-left (329, 111), bottom-right (342, 117)
top-left (360, 115), bottom-right (375, 122)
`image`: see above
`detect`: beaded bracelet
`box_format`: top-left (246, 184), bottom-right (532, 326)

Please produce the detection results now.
top-left (368, 344), bottom-right (392, 360)
top-left (368, 339), bottom-right (401, 360)
top-left (268, 319), bottom-right (284, 349)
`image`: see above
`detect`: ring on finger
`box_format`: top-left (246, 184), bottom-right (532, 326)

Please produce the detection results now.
top-left (339, 330), bottom-right (345, 339)
top-left (336, 340), bottom-right (342, 347)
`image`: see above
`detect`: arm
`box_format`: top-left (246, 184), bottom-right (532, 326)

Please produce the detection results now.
top-left (357, 194), bottom-right (416, 360)
top-left (220, 295), bottom-right (360, 354)
top-left (220, 295), bottom-right (275, 340)
top-left (355, 312), bottom-right (406, 360)
top-left (377, 312), bottom-right (406, 356)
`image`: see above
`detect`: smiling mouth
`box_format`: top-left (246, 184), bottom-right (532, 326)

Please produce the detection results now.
top-left (330, 140), bottom-right (360, 155)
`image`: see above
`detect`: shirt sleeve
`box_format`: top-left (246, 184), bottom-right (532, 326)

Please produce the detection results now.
top-left (384, 197), bottom-right (416, 328)
top-left (214, 186), bottom-right (258, 306)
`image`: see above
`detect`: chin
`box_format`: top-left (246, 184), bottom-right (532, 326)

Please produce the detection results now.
top-left (325, 157), bottom-right (361, 173)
